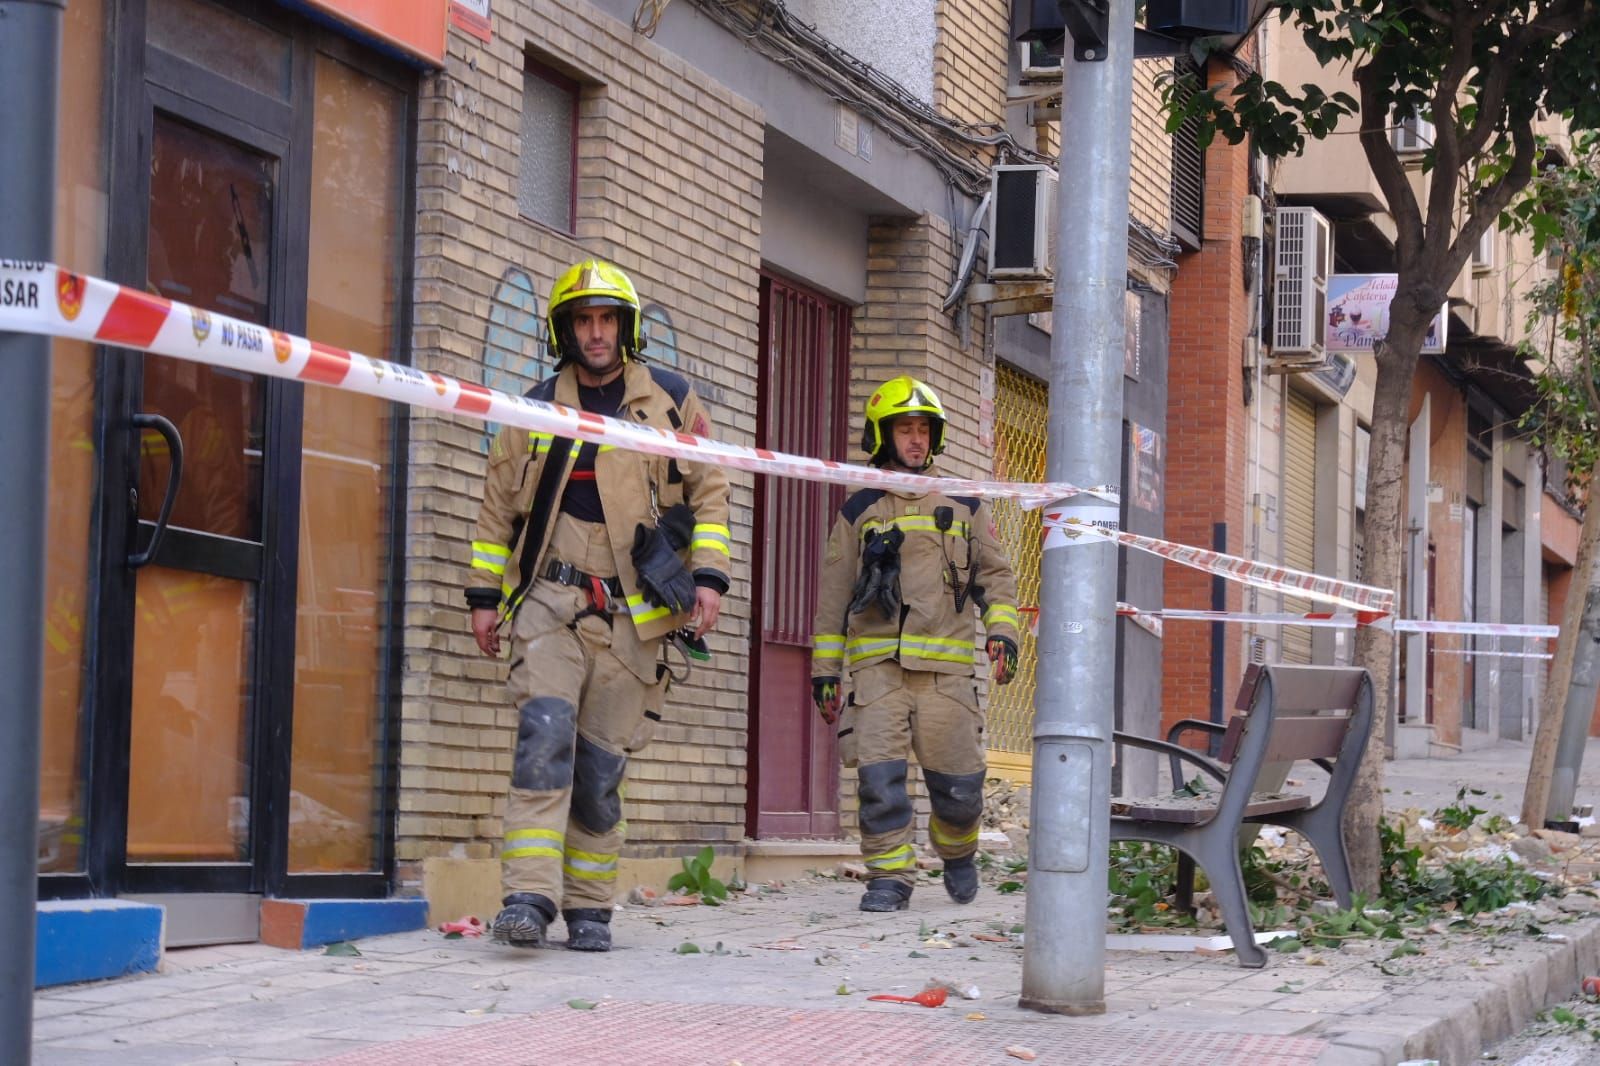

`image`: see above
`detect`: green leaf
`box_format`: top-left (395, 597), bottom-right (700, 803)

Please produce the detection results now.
top-left (696, 844), bottom-right (715, 871)
top-left (997, 881), bottom-right (1024, 894)
top-left (1387, 942), bottom-right (1422, 960)
top-left (836, 984), bottom-right (851, 995)
top-left (675, 942), bottom-right (701, 954)
top-left (909, 950), bottom-right (929, 958)
top-left (322, 941), bottom-right (361, 956)
top-left (667, 871), bottom-right (693, 893)
top-left (567, 998), bottom-right (596, 1010)
top-left (1269, 936), bottom-right (1302, 953)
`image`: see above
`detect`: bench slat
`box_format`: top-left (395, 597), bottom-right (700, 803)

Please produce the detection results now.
top-left (1111, 791), bottom-right (1311, 824)
top-left (1264, 665), bottom-right (1367, 713)
top-left (1263, 713), bottom-right (1351, 762)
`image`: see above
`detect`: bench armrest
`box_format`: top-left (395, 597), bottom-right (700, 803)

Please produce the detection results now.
top-left (1112, 732), bottom-right (1228, 786)
top-left (1164, 717), bottom-right (1226, 745)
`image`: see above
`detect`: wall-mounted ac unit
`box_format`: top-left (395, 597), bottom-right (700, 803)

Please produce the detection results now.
top-left (1271, 206), bottom-right (1331, 358)
top-left (1018, 39), bottom-right (1063, 81)
top-left (988, 164), bottom-right (1058, 279)
top-left (1391, 113), bottom-right (1434, 154)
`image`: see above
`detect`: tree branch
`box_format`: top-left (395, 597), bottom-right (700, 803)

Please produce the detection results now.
top-left (1355, 64), bottom-right (1424, 263)
top-left (1460, 0), bottom-right (1586, 163)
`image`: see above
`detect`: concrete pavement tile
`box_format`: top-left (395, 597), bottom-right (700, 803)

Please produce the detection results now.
top-left (33, 1044), bottom-right (223, 1065)
top-left (164, 981), bottom-right (289, 1006)
top-left (37, 977), bottom-right (168, 1005)
top-left (32, 996), bottom-right (94, 1019)
top-left (187, 1036), bottom-right (373, 1061)
top-left (81, 995), bottom-right (218, 1021)
top-left (1311, 1045), bottom-right (1387, 1065)
top-left (1260, 989), bottom-right (1392, 1014)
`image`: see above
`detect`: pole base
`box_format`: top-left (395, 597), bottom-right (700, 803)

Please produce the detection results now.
top-left (1018, 996), bottom-right (1106, 1016)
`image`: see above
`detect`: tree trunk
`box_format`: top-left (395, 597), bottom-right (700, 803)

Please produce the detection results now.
top-left (1344, 342), bottom-right (1423, 897)
top-left (1522, 492), bottom-right (1600, 827)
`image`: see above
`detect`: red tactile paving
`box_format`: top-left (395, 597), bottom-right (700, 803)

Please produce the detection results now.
top-left (312, 1000), bottom-right (1327, 1065)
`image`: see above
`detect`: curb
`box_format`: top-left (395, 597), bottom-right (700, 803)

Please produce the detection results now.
top-left (1314, 915), bottom-right (1600, 1065)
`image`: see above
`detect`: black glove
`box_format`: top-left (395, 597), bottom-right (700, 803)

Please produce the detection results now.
top-left (632, 520), bottom-right (697, 614)
top-left (813, 676), bottom-right (842, 724)
top-left (987, 635), bottom-right (1018, 686)
top-left (847, 527), bottom-right (904, 618)
top-left (658, 502), bottom-right (695, 551)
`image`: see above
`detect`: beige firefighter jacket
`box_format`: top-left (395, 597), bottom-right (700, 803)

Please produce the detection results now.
top-left (810, 480), bottom-right (1022, 680)
top-left (467, 360), bottom-right (732, 643)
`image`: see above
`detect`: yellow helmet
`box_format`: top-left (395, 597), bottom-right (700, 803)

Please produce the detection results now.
top-left (862, 375), bottom-right (947, 468)
top-left (547, 259), bottom-right (642, 366)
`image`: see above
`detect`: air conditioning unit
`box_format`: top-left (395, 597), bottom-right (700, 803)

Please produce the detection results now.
top-left (1271, 206), bottom-right (1331, 358)
top-left (1391, 113), bottom-right (1434, 154)
top-left (1018, 39), bottom-right (1063, 81)
top-left (988, 164), bottom-right (1058, 279)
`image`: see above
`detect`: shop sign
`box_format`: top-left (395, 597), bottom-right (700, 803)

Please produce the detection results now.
top-left (300, 1), bottom-right (450, 65)
top-left (1327, 273), bottom-right (1448, 355)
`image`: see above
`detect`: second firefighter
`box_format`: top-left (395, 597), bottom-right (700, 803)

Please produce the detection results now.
top-left (811, 375), bottom-right (1022, 912)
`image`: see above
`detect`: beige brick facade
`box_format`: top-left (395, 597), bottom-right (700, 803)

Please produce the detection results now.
top-left (400, 1), bottom-right (763, 887)
top-left (935, 0), bottom-right (1011, 131)
top-left (1131, 59), bottom-right (1174, 234)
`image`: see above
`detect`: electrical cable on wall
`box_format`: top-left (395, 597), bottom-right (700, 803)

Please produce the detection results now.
top-left (633, 0), bottom-right (672, 37)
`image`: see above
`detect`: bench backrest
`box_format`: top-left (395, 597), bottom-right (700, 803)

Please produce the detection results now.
top-left (1215, 664), bottom-right (1374, 816)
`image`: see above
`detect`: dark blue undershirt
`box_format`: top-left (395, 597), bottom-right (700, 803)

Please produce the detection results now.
top-left (559, 376), bottom-right (627, 522)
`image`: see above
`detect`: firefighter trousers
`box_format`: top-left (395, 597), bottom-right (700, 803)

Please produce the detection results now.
top-left (501, 517), bottom-right (666, 910)
top-left (846, 659), bottom-right (987, 887)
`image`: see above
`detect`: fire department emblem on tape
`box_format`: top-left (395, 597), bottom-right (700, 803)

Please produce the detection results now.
top-left (191, 308), bottom-right (211, 343)
top-left (371, 360), bottom-right (385, 383)
top-left (272, 330), bottom-right (292, 363)
top-left (56, 270), bottom-right (84, 322)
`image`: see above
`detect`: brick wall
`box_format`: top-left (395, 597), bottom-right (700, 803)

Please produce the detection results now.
top-left (935, 0), bottom-right (1011, 130)
top-left (1131, 59), bottom-right (1174, 234)
top-left (1162, 57), bottom-right (1252, 737)
top-left (400, 1), bottom-right (764, 887)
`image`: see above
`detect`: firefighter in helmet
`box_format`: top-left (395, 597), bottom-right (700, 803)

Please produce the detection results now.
top-left (466, 259), bottom-right (732, 951)
top-left (810, 374), bottom-right (1021, 911)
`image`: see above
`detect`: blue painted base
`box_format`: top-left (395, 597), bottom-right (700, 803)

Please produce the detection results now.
top-left (36, 899), bottom-right (164, 988)
top-left (264, 897), bottom-right (429, 949)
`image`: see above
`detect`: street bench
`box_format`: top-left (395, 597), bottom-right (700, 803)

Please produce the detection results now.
top-left (1110, 663), bottom-right (1375, 967)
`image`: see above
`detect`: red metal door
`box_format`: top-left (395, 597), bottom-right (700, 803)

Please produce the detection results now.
top-left (747, 274), bottom-right (850, 837)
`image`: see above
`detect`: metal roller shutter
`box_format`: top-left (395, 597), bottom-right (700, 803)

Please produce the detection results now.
top-left (1281, 391), bottom-right (1317, 664)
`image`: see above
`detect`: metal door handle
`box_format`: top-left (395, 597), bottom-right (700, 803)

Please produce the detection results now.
top-left (129, 413), bottom-right (183, 568)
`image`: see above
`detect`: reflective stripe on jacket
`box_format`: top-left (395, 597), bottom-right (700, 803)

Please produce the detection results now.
top-left (810, 480), bottom-right (1020, 680)
top-left (466, 361), bottom-right (732, 642)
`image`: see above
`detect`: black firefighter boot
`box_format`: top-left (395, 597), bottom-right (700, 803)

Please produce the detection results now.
top-left (942, 855), bottom-right (979, 904)
top-left (491, 892), bottom-right (556, 948)
top-left (563, 908), bottom-right (613, 952)
top-left (859, 878), bottom-right (913, 912)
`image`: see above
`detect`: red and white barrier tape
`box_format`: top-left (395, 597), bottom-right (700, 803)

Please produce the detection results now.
top-left (0, 261), bottom-right (1117, 507)
top-left (1431, 648), bottom-right (1554, 661)
top-left (1020, 604), bottom-right (1555, 643)
top-left (1042, 514), bottom-right (1395, 613)
top-left (1123, 607), bottom-right (1556, 640)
